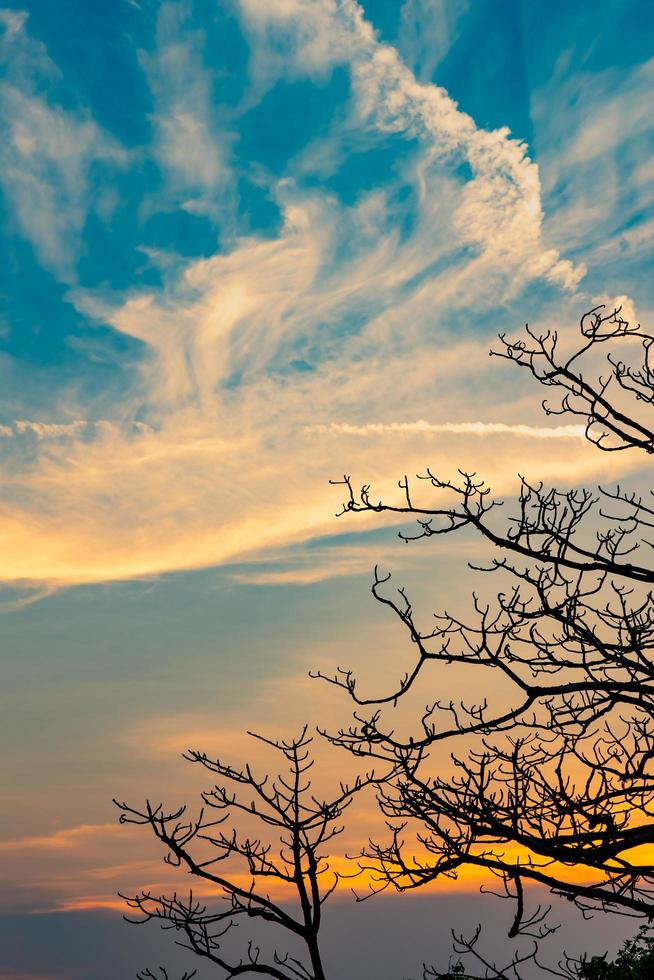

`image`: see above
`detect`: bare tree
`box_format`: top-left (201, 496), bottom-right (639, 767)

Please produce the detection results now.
top-left (318, 306), bottom-right (654, 972)
top-left (116, 727), bottom-right (379, 980)
top-left (496, 304), bottom-right (654, 455)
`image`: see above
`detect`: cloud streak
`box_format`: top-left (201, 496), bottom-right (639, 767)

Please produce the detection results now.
top-left (306, 420), bottom-right (587, 439)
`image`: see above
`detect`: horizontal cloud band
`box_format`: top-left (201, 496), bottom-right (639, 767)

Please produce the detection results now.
top-left (305, 420), bottom-right (587, 438)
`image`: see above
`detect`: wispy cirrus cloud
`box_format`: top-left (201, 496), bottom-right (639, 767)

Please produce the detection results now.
top-left (0, 10), bottom-right (126, 281)
top-left (0, 818), bottom-right (179, 915)
top-left (533, 52), bottom-right (654, 273)
top-left (140, 0), bottom-right (232, 217)
top-left (0, 822), bottom-right (117, 853)
top-left (397, 0), bottom-right (470, 83)
top-left (0, 0), bottom-right (640, 591)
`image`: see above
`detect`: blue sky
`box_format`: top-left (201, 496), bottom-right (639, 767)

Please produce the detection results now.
top-left (0, 1), bottom-right (652, 977)
top-left (0, 0), bottom-right (651, 591)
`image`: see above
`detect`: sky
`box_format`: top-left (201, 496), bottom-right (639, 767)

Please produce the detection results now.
top-left (0, 0), bottom-right (653, 977)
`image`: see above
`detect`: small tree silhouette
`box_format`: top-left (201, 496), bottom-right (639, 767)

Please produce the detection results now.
top-left (116, 727), bottom-right (379, 980)
top-left (576, 924), bottom-right (654, 978)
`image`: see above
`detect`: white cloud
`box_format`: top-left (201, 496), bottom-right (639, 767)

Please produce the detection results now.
top-left (239, 0), bottom-right (584, 291)
top-left (563, 58), bottom-right (654, 167)
top-left (140, 1), bottom-right (230, 208)
top-left (0, 0), bottom-right (621, 588)
top-left (591, 294), bottom-right (639, 328)
top-left (238, 0), bottom-right (357, 92)
top-left (0, 10), bottom-right (125, 280)
top-left (397, 0), bottom-right (469, 82)
top-left (532, 54), bottom-right (654, 269)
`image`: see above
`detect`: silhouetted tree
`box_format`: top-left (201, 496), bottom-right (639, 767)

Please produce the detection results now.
top-left (116, 727), bottom-right (379, 980)
top-left (136, 969), bottom-right (197, 980)
top-left (418, 923), bottom-right (654, 980)
top-left (319, 307), bottom-right (654, 972)
top-left (576, 924), bottom-right (654, 978)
